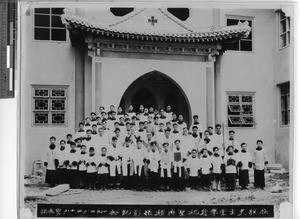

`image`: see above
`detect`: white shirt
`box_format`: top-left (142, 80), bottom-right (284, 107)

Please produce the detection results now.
top-left (44, 147), bottom-right (57, 170)
top-left (148, 150), bottom-right (161, 172)
top-left (199, 156), bottom-right (212, 174)
top-left (56, 148), bottom-right (68, 169)
top-left (86, 154), bottom-right (98, 173)
top-left (253, 148), bottom-right (269, 170)
top-left (98, 155), bottom-right (109, 174)
top-left (186, 156), bottom-right (200, 177)
top-left (67, 149), bottom-right (79, 170)
top-left (78, 152), bottom-right (88, 171)
top-left (211, 154), bottom-right (224, 174)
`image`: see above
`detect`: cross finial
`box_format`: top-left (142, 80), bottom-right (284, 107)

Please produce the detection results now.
top-left (148, 16), bottom-right (157, 26)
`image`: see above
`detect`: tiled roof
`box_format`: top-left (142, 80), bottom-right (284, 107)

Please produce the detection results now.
top-left (61, 8), bottom-right (251, 42)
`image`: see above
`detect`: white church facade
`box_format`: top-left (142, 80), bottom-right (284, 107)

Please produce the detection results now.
top-left (18, 2), bottom-right (292, 175)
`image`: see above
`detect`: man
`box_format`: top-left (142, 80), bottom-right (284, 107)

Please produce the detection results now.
top-left (199, 130), bottom-right (214, 155)
top-left (44, 136), bottom-right (58, 187)
top-left (181, 127), bottom-right (195, 156)
top-left (74, 122), bottom-right (86, 141)
top-left (189, 115), bottom-right (203, 138)
top-left (165, 105), bottom-right (173, 122)
top-left (116, 106), bottom-right (124, 121)
top-left (93, 127), bottom-right (110, 155)
top-left (212, 124), bottom-right (225, 157)
top-left (177, 115), bottom-right (187, 132)
top-left (159, 108), bottom-right (168, 125)
top-left (127, 104), bottom-right (136, 119)
top-left (171, 140), bottom-right (187, 191)
top-left (225, 130), bottom-right (240, 152)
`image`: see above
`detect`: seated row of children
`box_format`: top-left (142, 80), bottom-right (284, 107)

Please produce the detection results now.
top-left (44, 132), bottom-right (269, 192)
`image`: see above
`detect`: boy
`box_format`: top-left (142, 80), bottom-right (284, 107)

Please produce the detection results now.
top-left (132, 138), bottom-right (148, 191)
top-left (225, 130), bottom-right (240, 152)
top-left (239, 143), bottom-right (252, 190)
top-left (181, 127), bottom-right (196, 155)
top-left (199, 131), bottom-right (214, 155)
top-left (165, 105), bottom-right (173, 122)
top-left (74, 122), bottom-right (86, 141)
top-left (148, 142), bottom-right (161, 191)
top-left (67, 142), bottom-right (79, 189)
top-left (189, 115), bottom-right (203, 138)
top-left (121, 137), bottom-right (134, 189)
top-left (116, 106), bottom-right (124, 121)
top-left (78, 145), bottom-right (88, 189)
top-left (86, 147), bottom-right (98, 190)
top-left (171, 123), bottom-right (181, 142)
top-left (171, 140), bottom-right (187, 191)
top-left (97, 147), bottom-right (110, 190)
top-left (127, 104), bottom-right (136, 119)
top-left (91, 124), bottom-right (98, 135)
top-left (44, 136), bottom-right (58, 187)
top-left (82, 129), bottom-right (93, 150)
top-left (253, 140), bottom-right (269, 189)
top-left (84, 117), bottom-right (92, 131)
top-left (56, 140), bottom-right (68, 184)
top-left (177, 114), bottom-right (187, 132)
top-left (66, 134), bottom-right (74, 146)
top-left (199, 149), bottom-right (212, 190)
top-left (224, 145), bottom-right (240, 191)
top-left (107, 137), bottom-right (122, 189)
top-left (160, 142), bottom-right (173, 191)
top-left (186, 149), bottom-right (200, 190)
top-left (211, 147), bottom-right (223, 191)
top-left (75, 138), bottom-right (83, 148)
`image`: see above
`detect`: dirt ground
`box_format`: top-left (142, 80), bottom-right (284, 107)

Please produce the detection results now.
top-left (24, 172), bottom-right (289, 216)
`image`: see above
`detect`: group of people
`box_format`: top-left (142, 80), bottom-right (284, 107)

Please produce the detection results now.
top-left (43, 104), bottom-right (269, 192)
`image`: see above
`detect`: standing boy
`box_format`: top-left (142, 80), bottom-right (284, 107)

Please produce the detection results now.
top-left (67, 142), bottom-right (79, 189)
top-left (253, 140), bottom-right (269, 189)
top-left (171, 140), bottom-right (187, 191)
top-left (44, 136), bottom-right (58, 187)
top-left (186, 149), bottom-right (200, 190)
top-left (86, 147), bottom-right (98, 190)
top-left (211, 147), bottom-right (223, 191)
top-left (224, 145), bottom-right (240, 191)
top-left (97, 147), bottom-right (110, 190)
top-left (78, 145), bottom-right (88, 189)
top-left (160, 142), bottom-right (173, 191)
top-left (148, 142), bottom-right (161, 191)
top-left (56, 140), bottom-right (68, 184)
top-left (199, 149), bottom-right (212, 191)
top-left (238, 143), bottom-right (252, 190)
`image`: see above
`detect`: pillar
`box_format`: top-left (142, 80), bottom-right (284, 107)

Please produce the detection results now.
top-left (206, 61), bottom-right (215, 127)
top-left (214, 55), bottom-right (222, 124)
top-left (74, 46), bottom-right (85, 128)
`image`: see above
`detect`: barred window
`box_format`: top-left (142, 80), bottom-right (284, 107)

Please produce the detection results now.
top-left (34, 8), bottom-right (66, 41)
top-left (32, 86), bottom-right (68, 126)
top-left (279, 11), bottom-right (290, 49)
top-left (227, 16), bottom-right (253, 52)
top-left (279, 82), bottom-right (290, 126)
top-left (227, 92), bottom-right (256, 127)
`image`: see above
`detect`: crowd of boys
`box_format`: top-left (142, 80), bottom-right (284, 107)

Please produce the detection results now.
top-left (44, 104), bottom-right (269, 191)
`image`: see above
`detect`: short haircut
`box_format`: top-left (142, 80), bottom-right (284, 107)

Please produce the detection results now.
top-left (163, 142), bottom-right (169, 146)
top-left (241, 142), bottom-right (247, 147)
top-left (91, 112), bottom-right (96, 116)
top-left (213, 146), bottom-right (219, 151)
top-left (86, 129), bottom-right (92, 133)
top-left (60, 140), bottom-right (66, 144)
top-left (114, 128), bottom-right (120, 132)
top-left (193, 115), bottom-right (198, 119)
top-left (257, 140), bottom-right (263, 144)
top-left (101, 147), bottom-right (107, 151)
top-left (229, 130), bottom-right (235, 134)
top-left (81, 145), bottom-right (87, 148)
top-left (191, 149), bottom-right (197, 153)
top-left (92, 124), bottom-right (97, 127)
top-left (89, 147), bottom-right (95, 151)
top-left (207, 126), bottom-right (213, 129)
top-left (79, 122), bottom-right (84, 126)
top-left (192, 126), bottom-right (198, 130)
top-left (204, 130), bottom-right (210, 134)
top-left (174, 139), bottom-right (180, 143)
top-left (66, 134), bottom-right (72, 138)
top-left (215, 124), bottom-right (221, 128)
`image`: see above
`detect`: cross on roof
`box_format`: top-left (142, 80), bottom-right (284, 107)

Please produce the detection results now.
top-left (148, 16), bottom-right (157, 26)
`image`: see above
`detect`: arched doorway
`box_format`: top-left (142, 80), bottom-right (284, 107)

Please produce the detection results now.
top-left (119, 71), bottom-right (191, 127)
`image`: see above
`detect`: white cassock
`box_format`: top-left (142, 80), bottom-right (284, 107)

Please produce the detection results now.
top-left (161, 136), bottom-right (174, 151)
top-left (186, 156), bottom-right (200, 177)
top-left (67, 149), bottom-right (79, 170)
top-left (74, 130), bottom-right (86, 141)
top-left (212, 133), bottom-right (226, 156)
top-left (199, 155), bottom-right (212, 174)
top-left (181, 134), bottom-right (196, 155)
top-left (160, 151), bottom-right (173, 177)
top-left (78, 152), bottom-right (88, 171)
top-left (189, 122), bottom-right (204, 135)
top-left (86, 154), bottom-right (98, 173)
top-left (115, 113), bottom-right (124, 122)
top-left (148, 151), bottom-right (161, 173)
top-left (155, 131), bottom-right (165, 145)
top-left (127, 111), bottom-right (136, 119)
top-left (107, 144), bottom-right (121, 177)
top-left (159, 116), bottom-right (168, 126)
top-left (56, 148), bottom-right (68, 169)
top-left (211, 154), bottom-right (223, 174)
top-left (239, 151), bottom-right (252, 170)
top-left (82, 137), bottom-right (93, 150)
top-left (198, 138), bottom-right (215, 154)
top-left (172, 148), bottom-right (187, 177)
top-left (121, 145), bottom-right (134, 176)
top-left (83, 124), bottom-right (92, 132)
top-left (93, 135), bottom-right (110, 155)
top-left (224, 153), bottom-right (240, 174)
top-left (177, 121), bottom-right (187, 132)
top-left (97, 155), bottom-right (109, 174)
top-left (165, 111), bottom-right (173, 122)
top-left (171, 131), bottom-right (182, 143)
top-left (43, 148), bottom-right (57, 170)
top-left (225, 138), bottom-right (240, 150)
top-left (136, 130), bottom-right (147, 142)
top-left (191, 134), bottom-right (201, 151)
top-left (253, 148), bottom-right (269, 170)
top-left (107, 118), bottom-right (117, 131)
top-left (132, 147), bottom-right (147, 176)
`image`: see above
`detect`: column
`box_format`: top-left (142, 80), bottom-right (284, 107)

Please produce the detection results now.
top-left (95, 59), bottom-right (102, 110)
top-left (206, 61), bottom-right (215, 127)
top-left (214, 55), bottom-right (222, 124)
top-left (75, 46), bottom-right (85, 127)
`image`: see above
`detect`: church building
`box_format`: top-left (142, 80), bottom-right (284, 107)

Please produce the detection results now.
top-left (18, 2), bottom-right (292, 175)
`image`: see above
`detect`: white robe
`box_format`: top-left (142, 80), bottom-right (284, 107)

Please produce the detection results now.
top-left (172, 148), bottom-right (186, 177)
top-left (160, 151), bottom-right (173, 177)
top-left (186, 156), bottom-right (200, 177)
top-left (43, 147), bottom-right (57, 170)
top-left (211, 154), bottom-right (223, 174)
top-left (132, 147), bottom-right (147, 176)
top-left (199, 156), bottom-right (212, 174)
top-left (121, 146), bottom-right (134, 176)
top-left (148, 151), bottom-right (161, 173)
top-left (107, 145), bottom-right (121, 177)
top-left (56, 148), bottom-right (68, 169)
top-left (239, 151), bottom-right (252, 170)
top-left (97, 155), bottom-right (109, 174)
top-left (86, 154), bottom-right (98, 173)
top-left (253, 148), bottom-right (269, 170)
top-left (67, 149), bottom-right (79, 170)
top-left (181, 134), bottom-right (196, 155)
top-left (78, 152), bottom-right (88, 171)
top-left (74, 130), bottom-right (86, 141)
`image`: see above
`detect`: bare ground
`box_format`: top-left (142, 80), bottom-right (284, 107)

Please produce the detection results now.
top-left (24, 173), bottom-right (289, 216)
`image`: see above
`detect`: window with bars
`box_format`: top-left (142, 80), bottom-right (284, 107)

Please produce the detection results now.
top-left (279, 11), bottom-right (290, 49)
top-left (34, 8), bottom-right (66, 41)
top-left (279, 82), bottom-right (290, 126)
top-left (227, 16), bottom-right (253, 52)
top-left (227, 93), bottom-right (256, 127)
top-left (32, 86), bottom-right (68, 126)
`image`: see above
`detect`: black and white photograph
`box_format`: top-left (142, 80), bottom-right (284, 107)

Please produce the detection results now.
top-left (0, 0), bottom-right (296, 218)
